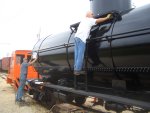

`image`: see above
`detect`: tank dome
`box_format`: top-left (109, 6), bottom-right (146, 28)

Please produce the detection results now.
top-left (90, 0), bottom-right (131, 16)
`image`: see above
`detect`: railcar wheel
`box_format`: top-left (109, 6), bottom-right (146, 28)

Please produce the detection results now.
top-left (66, 94), bottom-right (74, 103)
top-left (45, 92), bottom-right (56, 108)
top-left (33, 91), bottom-right (40, 101)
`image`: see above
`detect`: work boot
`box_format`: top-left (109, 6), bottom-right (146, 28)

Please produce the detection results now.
top-left (16, 99), bottom-right (25, 103)
top-left (74, 71), bottom-right (86, 75)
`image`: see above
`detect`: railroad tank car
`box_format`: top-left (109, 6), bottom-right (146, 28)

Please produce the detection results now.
top-left (30, 0), bottom-right (150, 110)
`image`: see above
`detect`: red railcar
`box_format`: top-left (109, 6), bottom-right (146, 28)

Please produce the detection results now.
top-left (0, 59), bottom-right (2, 71)
top-left (2, 57), bottom-right (11, 71)
top-left (0, 57), bottom-right (11, 72)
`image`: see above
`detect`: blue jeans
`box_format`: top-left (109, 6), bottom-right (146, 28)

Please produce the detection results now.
top-left (74, 37), bottom-right (86, 71)
top-left (16, 79), bottom-right (26, 101)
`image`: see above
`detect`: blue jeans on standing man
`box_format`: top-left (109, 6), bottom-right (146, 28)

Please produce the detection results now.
top-left (16, 75), bottom-right (26, 101)
top-left (74, 37), bottom-right (86, 72)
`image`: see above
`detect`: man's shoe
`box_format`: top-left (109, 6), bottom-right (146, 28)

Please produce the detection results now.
top-left (74, 71), bottom-right (80, 75)
top-left (74, 71), bottom-right (86, 75)
top-left (16, 99), bottom-right (25, 103)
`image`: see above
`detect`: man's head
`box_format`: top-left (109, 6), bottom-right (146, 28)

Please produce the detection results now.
top-left (23, 58), bottom-right (28, 63)
top-left (86, 11), bottom-right (94, 18)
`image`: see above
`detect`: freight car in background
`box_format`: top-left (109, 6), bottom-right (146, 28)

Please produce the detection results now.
top-left (28, 0), bottom-right (150, 112)
top-left (6, 50), bottom-right (39, 90)
top-left (0, 59), bottom-right (2, 71)
top-left (0, 57), bottom-right (11, 72)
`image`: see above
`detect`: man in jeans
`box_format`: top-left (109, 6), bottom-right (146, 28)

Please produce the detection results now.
top-left (16, 57), bottom-right (37, 102)
top-left (74, 11), bottom-right (112, 75)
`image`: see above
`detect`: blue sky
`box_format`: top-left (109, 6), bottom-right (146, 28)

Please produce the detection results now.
top-left (0, 0), bottom-right (150, 58)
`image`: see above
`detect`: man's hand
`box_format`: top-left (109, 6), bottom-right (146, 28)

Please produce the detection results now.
top-left (28, 57), bottom-right (38, 65)
top-left (96, 14), bottom-right (113, 24)
top-left (107, 14), bottom-right (113, 19)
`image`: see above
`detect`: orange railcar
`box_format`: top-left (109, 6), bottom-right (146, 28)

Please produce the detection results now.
top-left (6, 50), bottom-right (39, 90)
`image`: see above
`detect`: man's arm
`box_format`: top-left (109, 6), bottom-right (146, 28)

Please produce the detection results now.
top-left (96, 14), bottom-right (112, 24)
top-left (28, 58), bottom-right (38, 65)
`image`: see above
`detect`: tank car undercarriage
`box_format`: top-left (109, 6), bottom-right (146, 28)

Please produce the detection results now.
top-left (28, 64), bottom-right (150, 111)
